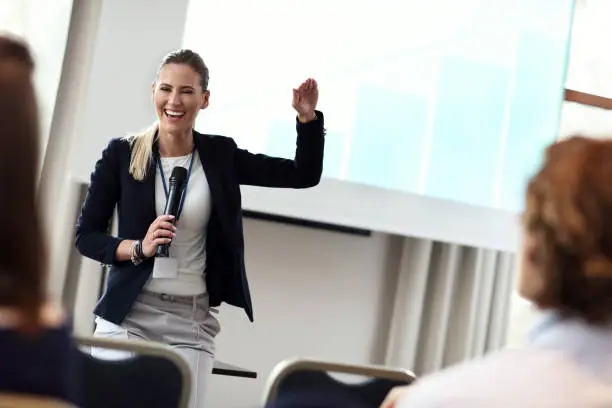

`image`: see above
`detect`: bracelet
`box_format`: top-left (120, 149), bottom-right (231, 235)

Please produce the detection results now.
top-left (136, 240), bottom-right (145, 259)
top-left (130, 240), bottom-right (144, 266)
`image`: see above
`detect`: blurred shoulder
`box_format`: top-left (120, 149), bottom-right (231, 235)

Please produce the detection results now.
top-left (396, 348), bottom-right (541, 407)
top-left (39, 303), bottom-right (67, 328)
top-left (0, 302), bottom-right (67, 330)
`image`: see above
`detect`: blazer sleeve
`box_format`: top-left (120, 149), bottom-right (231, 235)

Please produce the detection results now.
top-left (234, 110), bottom-right (325, 188)
top-left (75, 139), bottom-right (123, 266)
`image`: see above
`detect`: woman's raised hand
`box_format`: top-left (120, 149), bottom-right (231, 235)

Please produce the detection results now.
top-left (292, 78), bottom-right (318, 122)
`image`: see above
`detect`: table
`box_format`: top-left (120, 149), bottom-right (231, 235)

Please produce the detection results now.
top-left (212, 361), bottom-right (257, 379)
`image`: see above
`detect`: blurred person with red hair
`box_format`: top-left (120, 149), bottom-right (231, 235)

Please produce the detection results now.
top-left (382, 136), bottom-right (612, 407)
top-left (0, 35), bottom-right (78, 406)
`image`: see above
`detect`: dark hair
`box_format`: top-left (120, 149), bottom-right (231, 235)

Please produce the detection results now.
top-left (523, 136), bottom-right (612, 324)
top-left (0, 35), bottom-right (46, 333)
top-left (158, 49), bottom-right (209, 91)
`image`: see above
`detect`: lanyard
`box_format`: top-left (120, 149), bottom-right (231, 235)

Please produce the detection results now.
top-left (157, 145), bottom-right (196, 221)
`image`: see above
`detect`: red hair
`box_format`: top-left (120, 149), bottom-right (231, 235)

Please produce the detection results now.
top-left (523, 136), bottom-right (612, 323)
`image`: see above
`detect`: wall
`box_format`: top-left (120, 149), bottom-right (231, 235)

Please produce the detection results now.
top-left (68, 0), bottom-right (188, 180)
top-left (209, 220), bottom-right (392, 406)
top-left (41, 0), bottom-right (102, 302)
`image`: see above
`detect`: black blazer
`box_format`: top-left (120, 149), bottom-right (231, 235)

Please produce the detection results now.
top-left (75, 111), bottom-right (325, 325)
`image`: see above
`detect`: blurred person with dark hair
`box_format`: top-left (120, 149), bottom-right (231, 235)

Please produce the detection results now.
top-left (0, 35), bottom-right (78, 405)
top-left (382, 136), bottom-right (612, 408)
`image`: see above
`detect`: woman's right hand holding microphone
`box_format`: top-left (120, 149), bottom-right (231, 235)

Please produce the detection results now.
top-left (141, 215), bottom-right (177, 258)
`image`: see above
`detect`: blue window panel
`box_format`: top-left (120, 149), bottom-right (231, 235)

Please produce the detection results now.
top-left (500, 31), bottom-right (569, 212)
top-left (346, 84), bottom-right (428, 192)
top-left (265, 121), bottom-right (344, 180)
top-left (322, 129), bottom-right (343, 179)
top-left (265, 120), bottom-right (296, 160)
top-left (424, 56), bottom-right (510, 207)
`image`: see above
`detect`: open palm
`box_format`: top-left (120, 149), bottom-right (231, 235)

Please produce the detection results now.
top-left (292, 78), bottom-right (319, 119)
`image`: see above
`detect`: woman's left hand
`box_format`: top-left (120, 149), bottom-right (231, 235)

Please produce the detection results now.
top-left (292, 78), bottom-right (318, 123)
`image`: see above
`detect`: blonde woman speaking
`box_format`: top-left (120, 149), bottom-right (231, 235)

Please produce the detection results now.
top-left (76, 49), bottom-right (325, 408)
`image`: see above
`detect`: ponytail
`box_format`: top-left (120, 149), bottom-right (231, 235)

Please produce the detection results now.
top-left (123, 122), bottom-right (158, 181)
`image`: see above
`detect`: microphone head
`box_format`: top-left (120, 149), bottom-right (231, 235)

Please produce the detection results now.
top-left (169, 166), bottom-right (188, 188)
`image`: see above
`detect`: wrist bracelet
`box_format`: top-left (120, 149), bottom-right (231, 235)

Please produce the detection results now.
top-left (130, 240), bottom-right (143, 266)
top-left (136, 240), bottom-right (144, 259)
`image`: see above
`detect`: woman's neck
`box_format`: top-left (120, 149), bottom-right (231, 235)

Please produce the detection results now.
top-left (0, 302), bottom-right (64, 328)
top-left (158, 128), bottom-right (194, 157)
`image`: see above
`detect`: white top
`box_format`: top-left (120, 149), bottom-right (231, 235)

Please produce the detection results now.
top-left (398, 311), bottom-right (612, 408)
top-left (144, 151), bottom-right (211, 296)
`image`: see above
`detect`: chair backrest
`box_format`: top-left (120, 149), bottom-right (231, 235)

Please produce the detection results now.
top-left (263, 358), bottom-right (416, 408)
top-left (74, 336), bottom-right (191, 408)
top-left (0, 392), bottom-right (75, 408)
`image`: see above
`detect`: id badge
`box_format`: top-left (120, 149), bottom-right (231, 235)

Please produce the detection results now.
top-left (152, 257), bottom-right (178, 279)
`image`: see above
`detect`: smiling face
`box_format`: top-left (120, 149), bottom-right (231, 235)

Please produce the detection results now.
top-left (152, 63), bottom-right (209, 135)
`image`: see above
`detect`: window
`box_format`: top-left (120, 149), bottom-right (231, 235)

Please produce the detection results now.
top-left (183, 0), bottom-right (574, 212)
top-left (559, 94), bottom-right (612, 138)
top-left (564, 0), bottom-right (612, 100)
top-left (559, 0), bottom-right (612, 139)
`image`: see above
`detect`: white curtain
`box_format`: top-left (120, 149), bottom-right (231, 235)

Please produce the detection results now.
top-left (384, 236), bottom-right (515, 375)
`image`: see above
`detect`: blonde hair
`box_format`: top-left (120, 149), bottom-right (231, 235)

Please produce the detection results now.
top-left (123, 122), bottom-right (158, 181)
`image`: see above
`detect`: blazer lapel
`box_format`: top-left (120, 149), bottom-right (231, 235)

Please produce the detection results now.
top-left (194, 132), bottom-right (222, 212)
top-left (141, 139), bottom-right (159, 218)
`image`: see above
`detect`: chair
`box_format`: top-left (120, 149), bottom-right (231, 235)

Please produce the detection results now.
top-left (263, 358), bottom-right (416, 407)
top-left (0, 392), bottom-right (75, 408)
top-left (74, 336), bottom-right (191, 408)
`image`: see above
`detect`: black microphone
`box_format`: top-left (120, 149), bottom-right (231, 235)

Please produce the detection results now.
top-left (156, 166), bottom-right (188, 258)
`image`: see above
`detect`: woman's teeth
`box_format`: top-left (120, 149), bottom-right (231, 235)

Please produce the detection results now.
top-left (165, 109), bottom-right (185, 118)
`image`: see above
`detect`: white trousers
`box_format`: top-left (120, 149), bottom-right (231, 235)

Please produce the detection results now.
top-left (91, 291), bottom-right (221, 408)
